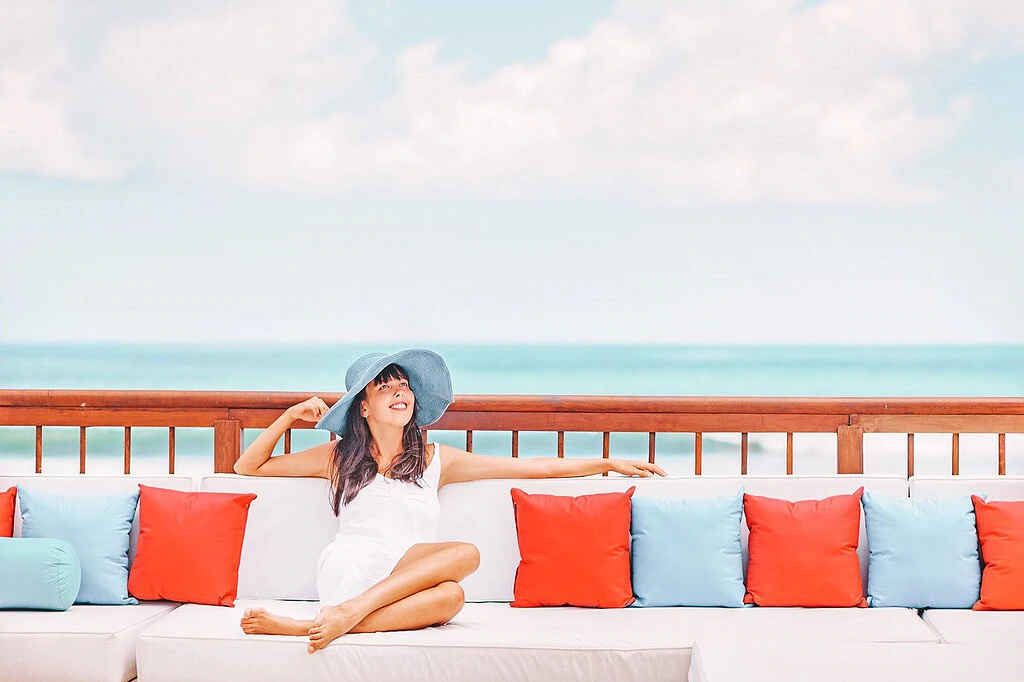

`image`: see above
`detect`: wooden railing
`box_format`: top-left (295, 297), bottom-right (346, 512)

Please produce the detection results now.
top-left (1, 391), bottom-right (1022, 477)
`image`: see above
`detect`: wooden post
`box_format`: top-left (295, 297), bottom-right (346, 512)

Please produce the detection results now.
top-left (214, 419), bottom-right (242, 473)
top-left (837, 424), bottom-right (864, 474)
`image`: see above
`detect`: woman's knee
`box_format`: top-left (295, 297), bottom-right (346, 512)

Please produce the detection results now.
top-left (435, 581), bottom-right (465, 621)
top-left (457, 543), bottom-right (480, 573)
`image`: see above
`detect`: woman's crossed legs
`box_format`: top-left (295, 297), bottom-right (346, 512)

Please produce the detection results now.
top-left (240, 541), bottom-right (480, 653)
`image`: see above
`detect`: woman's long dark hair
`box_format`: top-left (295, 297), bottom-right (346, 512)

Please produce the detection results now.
top-left (327, 363), bottom-right (427, 515)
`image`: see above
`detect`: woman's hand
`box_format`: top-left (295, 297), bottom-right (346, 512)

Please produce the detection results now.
top-left (287, 396), bottom-right (330, 423)
top-left (607, 459), bottom-right (667, 477)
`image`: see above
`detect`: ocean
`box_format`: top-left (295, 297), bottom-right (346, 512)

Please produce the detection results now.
top-left (2, 343), bottom-right (1022, 478)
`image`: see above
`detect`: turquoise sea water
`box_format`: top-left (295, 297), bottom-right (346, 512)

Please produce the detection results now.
top-left (2, 343), bottom-right (1022, 477)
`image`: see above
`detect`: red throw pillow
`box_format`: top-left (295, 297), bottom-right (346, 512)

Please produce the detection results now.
top-left (509, 486), bottom-right (635, 608)
top-left (128, 485), bottom-right (256, 607)
top-left (743, 487), bottom-right (866, 607)
top-left (0, 486), bottom-right (15, 537)
top-left (972, 495), bottom-right (1024, 611)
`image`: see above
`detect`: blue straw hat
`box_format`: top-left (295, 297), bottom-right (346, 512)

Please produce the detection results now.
top-left (315, 348), bottom-right (454, 435)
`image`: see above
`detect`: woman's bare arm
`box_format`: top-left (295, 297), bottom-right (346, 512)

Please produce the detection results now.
top-left (233, 397), bottom-right (333, 478)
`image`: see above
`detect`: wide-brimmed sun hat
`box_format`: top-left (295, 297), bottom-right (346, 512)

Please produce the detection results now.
top-left (315, 348), bottom-right (454, 435)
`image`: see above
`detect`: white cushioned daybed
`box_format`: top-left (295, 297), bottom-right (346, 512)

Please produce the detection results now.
top-left (137, 474), bottom-right (939, 682)
top-left (8, 472), bottom-right (1021, 681)
top-left (911, 476), bottom-right (1024, 646)
top-left (0, 476), bottom-right (188, 682)
top-left (686, 474), bottom-right (1024, 682)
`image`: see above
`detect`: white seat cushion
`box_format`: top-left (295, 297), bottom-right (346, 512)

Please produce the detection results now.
top-left (136, 599), bottom-right (935, 682)
top-left (923, 609), bottom-right (1024, 643)
top-left (438, 475), bottom-right (908, 602)
top-left (689, 641), bottom-right (1024, 682)
top-left (0, 602), bottom-right (179, 682)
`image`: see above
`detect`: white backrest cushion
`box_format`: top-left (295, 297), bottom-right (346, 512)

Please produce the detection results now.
top-left (1, 475), bottom-right (194, 565)
top-left (198, 475), bottom-right (338, 600)
top-left (910, 476), bottom-right (1024, 501)
top-left (439, 475), bottom-right (907, 602)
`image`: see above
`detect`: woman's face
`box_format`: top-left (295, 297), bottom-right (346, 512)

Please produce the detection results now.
top-left (360, 374), bottom-right (415, 428)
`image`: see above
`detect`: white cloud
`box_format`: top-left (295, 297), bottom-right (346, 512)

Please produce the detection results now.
top-left (1, 0), bottom-right (1023, 201)
top-left (0, 2), bottom-right (124, 180)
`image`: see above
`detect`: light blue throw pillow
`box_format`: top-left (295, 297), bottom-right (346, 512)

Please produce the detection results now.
top-left (862, 491), bottom-right (982, 608)
top-left (630, 490), bottom-right (746, 607)
top-left (18, 486), bottom-right (140, 605)
top-left (0, 537), bottom-right (82, 610)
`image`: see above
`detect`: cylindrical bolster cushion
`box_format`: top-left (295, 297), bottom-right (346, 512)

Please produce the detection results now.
top-left (0, 538), bottom-right (82, 610)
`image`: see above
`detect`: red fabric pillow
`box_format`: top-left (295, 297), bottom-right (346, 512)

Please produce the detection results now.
top-left (972, 495), bottom-right (1024, 611)
top-left (128, 485), bottom-right (256, 607)
top-left (743, 487), bottom-right (866, 607)
top-left (509, 486), bottom-right (635, 608)
top-left (0, 486), bottom-right (16, 537)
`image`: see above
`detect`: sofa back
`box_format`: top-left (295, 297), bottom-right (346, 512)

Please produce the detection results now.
top-left (909, 476), bottom-right (1024, 501)
top-left (1, 475), bottom-right (193, 564)
top-left (197, 475), bottom-right (337, 600)
top-left (439, 475), bottom-right (906, 602)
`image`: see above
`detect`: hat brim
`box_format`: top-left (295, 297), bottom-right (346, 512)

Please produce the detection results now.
top-left (315, 348), bottom-right (454, 435)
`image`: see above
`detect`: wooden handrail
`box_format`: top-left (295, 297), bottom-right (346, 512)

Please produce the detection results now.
top-left (2, 391), bottom-right (1023, 477)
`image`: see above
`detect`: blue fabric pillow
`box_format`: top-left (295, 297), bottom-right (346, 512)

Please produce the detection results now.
top-left (630, 490), bottom-right (746, 607)
top-left (18, 486), bottom-right (140, 605)
top-left (862, 491), bottom-right (982, 608)
top-left (0, 537), bottom-right (82, 610)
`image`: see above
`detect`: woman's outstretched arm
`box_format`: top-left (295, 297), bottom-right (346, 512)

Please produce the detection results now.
top-left (233, 396), bottom-right (332, 478)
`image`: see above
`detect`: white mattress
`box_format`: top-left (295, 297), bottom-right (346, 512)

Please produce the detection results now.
top-left (0, 602), bottom-right (179, 682)
top-left (136, 599), bottom-right (936, 682)
top-left (923, 609), bottom-right (1024, 643)
top-left (689, 641), bottom-right (1024, 682)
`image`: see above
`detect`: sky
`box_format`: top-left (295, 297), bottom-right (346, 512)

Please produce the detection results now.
top-left (2, 0), bottom-right (1023, 344)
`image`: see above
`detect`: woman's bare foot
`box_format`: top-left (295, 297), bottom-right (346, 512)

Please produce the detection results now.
top-left (240, 607), bottom-right (312, 636)
top-left (307, 603), bottom-right (365, 653)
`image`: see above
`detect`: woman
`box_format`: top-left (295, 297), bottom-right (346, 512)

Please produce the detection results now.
top-left (233, 348), bottom-right (665, 653)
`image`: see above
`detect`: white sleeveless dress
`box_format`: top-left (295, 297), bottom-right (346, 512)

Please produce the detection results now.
top-left (315, 444), bottom-right (442, 604)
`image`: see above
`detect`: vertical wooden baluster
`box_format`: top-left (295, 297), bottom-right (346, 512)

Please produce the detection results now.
top-left (284, 429), bottom-right (292, 454)
top-left (952, 433), bottom-right (959, 475)
top-left (169, 427), bottom-right (176, 475)
top-left (786, 433), bottom-right (794, 475)
top-left (466, 431), bottom-right (473, 453)
top-left (512, 431), bottom-right (519, 458)
top-left (907, 433), bottom-right (915, 479)
top-left (648, 432), bottom-right (656, 465)
top-left (35, 426), bottom-right (43, 474)
top-left (741, 433), bottom-right (749, 475)
top-left (557, 431), bottom-right (564, 458)
top-left (124, 427), bottom-right (132, 474)
top-left (79, 427), bottom-right (87, 474)
top-left (695, 433), bottom-right (703, 475)
top-left (836, 424), bottom-right (865, 474)
top-left (602, 432), bottom-right (610, 477)
top-left (998, 433), bottom-right (1006, 476)
top-left (213, 420), bottom-right (242, 473)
